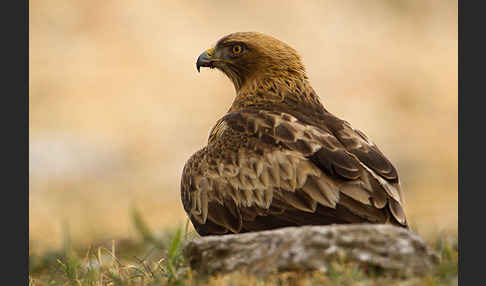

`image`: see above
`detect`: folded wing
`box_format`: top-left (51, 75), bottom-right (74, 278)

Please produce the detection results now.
top-left (181, 109), bottom-right (408, 235)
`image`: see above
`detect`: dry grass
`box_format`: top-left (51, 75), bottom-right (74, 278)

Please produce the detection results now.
top-left (30, 0), bottom-right (457, 282)
top-left (29, 211), bottom-right (458, 285)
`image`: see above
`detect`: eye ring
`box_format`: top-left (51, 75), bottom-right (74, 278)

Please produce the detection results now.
top-left (232, 45), bottom-right (242, 55)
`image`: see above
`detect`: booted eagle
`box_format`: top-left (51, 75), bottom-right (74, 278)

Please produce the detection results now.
top-left (181, 32), bottom-right (408, 235)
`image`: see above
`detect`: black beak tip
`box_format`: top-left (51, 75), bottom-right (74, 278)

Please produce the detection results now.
top-left (196, 51), bottom-right (212, 73)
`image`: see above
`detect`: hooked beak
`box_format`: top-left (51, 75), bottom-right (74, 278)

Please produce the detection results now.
top-left (196, 48), bottom-right (215, 72)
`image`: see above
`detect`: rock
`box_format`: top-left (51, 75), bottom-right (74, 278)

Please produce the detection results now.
top-left (183, 224), bottom-right (439, 277)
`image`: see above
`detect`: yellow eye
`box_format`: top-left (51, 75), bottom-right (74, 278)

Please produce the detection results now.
top-left (232, 45), bottom-right (242, 55)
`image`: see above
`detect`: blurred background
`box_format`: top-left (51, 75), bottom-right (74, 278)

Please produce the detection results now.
top-left (29, 0), bottom-right (457, 253)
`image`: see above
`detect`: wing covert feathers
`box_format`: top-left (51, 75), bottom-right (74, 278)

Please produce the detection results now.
top-left (181, 109), bottom-right (408, 235)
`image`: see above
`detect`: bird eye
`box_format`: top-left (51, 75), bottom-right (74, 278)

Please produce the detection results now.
top-left (232, 45), bottom-right (242, 55)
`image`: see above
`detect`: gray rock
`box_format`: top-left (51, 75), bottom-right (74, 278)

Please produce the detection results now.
top-left (183, 224), bottom-right (439, 277)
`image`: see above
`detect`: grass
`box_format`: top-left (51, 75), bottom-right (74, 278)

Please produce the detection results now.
top-left (29, 210), bottom-right (458, 286)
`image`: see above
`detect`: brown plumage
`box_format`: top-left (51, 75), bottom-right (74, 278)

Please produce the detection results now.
top-left (182, 32), bottom-right (408, 236)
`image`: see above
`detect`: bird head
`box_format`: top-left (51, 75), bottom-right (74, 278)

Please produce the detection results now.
top-left (196, 32), bottom-right (307, 91)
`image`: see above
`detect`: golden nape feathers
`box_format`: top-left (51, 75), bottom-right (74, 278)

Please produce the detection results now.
top-left (183, 32), bottom-right (408, 236)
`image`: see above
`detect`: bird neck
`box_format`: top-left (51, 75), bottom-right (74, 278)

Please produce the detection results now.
top-left (229, 75), bottom-right (324, 113)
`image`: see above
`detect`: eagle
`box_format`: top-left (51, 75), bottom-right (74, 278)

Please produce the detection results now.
top-left (181, 32), bottom-right (408, 236)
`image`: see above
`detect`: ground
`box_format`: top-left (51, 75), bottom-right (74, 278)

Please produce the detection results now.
top-left (29, 210), bottom-right (457, 286)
